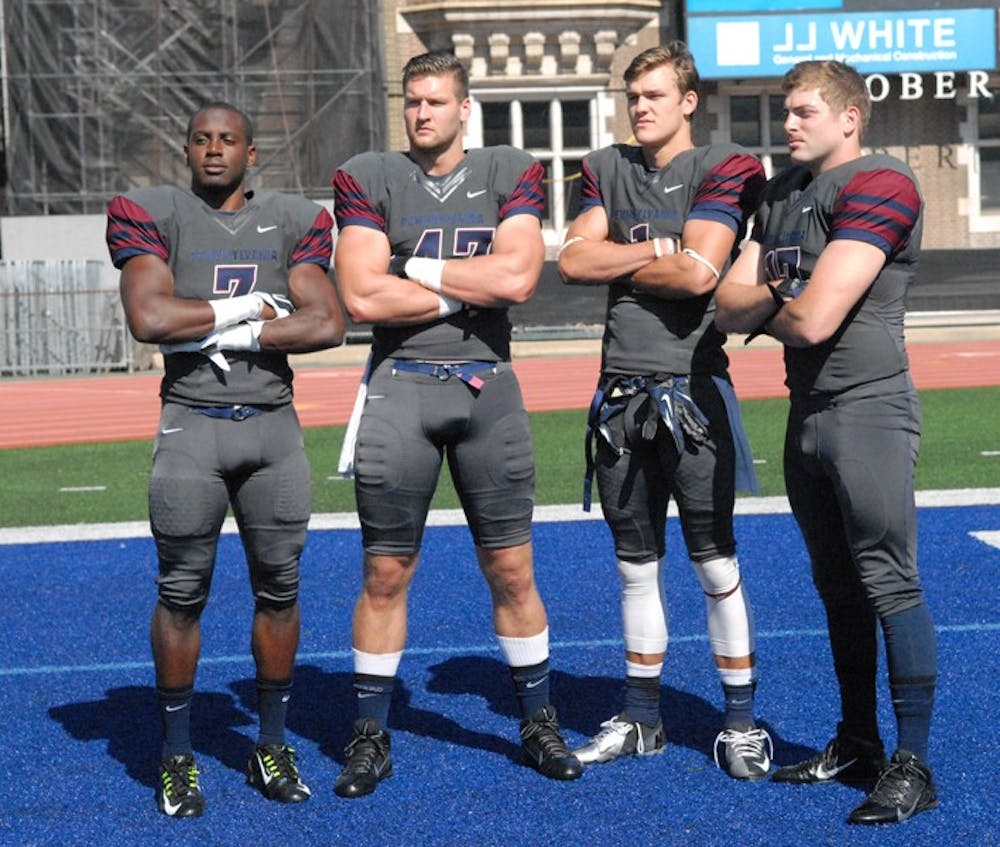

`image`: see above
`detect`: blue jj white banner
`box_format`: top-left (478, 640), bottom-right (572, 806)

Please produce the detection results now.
top-left (686, 6), bottom-right (997, 79)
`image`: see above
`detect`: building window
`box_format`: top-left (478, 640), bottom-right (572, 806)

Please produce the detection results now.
top-left (976, 94), bottom-right (1000, 211)
top-left (964, 81), bottom-right (1000, 232)
top-left (470, 94), bottom-right (599, 235)
top-left (718, 91), bottom-right (790, 177)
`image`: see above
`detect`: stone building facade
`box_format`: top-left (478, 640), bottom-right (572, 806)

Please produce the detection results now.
top-left (374, 1), bottom-right (1000, 254)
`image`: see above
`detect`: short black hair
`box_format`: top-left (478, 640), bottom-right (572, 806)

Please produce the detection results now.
top-left (186, 102), bottom-right (254, 144)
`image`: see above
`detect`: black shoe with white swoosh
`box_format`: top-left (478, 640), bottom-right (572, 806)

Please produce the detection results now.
top-left (847, 749), bottom-right (938, 825)
top-left (158, 753), bottom-right (205, 817)
top-left (519, 705), bottom-right (583, 781)
top-left (247, 744), bottom-right (311, 803)
top-left (771, 732), bottom-right (886, 785)
top-left (334, 718), bottom-right (393, 798)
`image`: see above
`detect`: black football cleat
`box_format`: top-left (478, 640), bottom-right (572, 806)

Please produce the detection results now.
top-left (247, 744), bottom-right (311, 803)
top-left (520, 705), bottom-right (583, 781)
top-left (771, 732), bottom-right (886, 785)
top-left (334, 718), bottom-right (393, 798)
top-left (848, 750), bottom-right (938, 825)
top-left (158, 753), bottom-right (205, 818)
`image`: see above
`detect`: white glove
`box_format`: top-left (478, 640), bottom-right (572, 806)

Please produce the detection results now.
top-left (159, 338), bottom-right (232, 372)
top-left (209, 292), bottom-right (266, 329)
top-left (256, 292), bottom-right (294, 319)
top-left (202, 320), bottom-right (264, 355)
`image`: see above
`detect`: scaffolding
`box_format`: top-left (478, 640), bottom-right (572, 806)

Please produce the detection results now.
top-left (0, 0), bottom-right (385, 215)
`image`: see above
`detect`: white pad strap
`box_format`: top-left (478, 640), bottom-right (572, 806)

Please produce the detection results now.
top-left (682, 247), bottom-right (721, 281)
top-left (337, 352), bottom-right (373, 478)
top-left (618, 558), bottom-right (668, 655)
top-left (557, 235), bottom-right (585, 259)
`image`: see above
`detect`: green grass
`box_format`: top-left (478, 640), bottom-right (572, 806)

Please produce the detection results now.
top-left (1, 386), bottom-right (998, 529)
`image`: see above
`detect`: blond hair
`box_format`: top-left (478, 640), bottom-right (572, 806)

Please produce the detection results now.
top-left (623, 42), bottom-right (700, 98)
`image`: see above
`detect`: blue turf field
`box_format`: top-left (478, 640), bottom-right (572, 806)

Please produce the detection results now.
top-left (1, 495), bottom-right (998, 846)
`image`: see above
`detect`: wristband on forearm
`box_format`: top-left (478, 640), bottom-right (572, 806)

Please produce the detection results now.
top-left (405, 257), bottom-right (446, 292)
top-left (437, 294), bottom-right (463, 317)
top-left (744, 283), bottom-right (787, 345)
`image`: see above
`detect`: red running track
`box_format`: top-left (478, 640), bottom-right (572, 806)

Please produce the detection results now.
top-left (1, 340), bottom-right (999, 450)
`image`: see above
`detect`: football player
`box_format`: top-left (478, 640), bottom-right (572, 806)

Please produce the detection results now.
top-left (715, 60), bottom-right (938, 824)
top-left (330, 51), bottom-right (582, 797)
top-left (558, 43), bottom-right (771, 779)
top-left (107, 102), bottom-right (344, 816)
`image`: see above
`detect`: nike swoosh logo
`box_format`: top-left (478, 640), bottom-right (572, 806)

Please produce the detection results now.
top-left (525, 678), bottom-right (546, 688)
top-left (257, 224), bottom-right (277, 233)
top-left (160, 427), bottom-right (184, 435)
top-left (164, 703), bottom-right (189, 712)
top-left (161, 796), bottom-right (183, 815)
top-left (663, 183), bottom-right (684, 194)
top-left (466, 189), bottom-right (487, 198)
top-left (801, 206), bottom-right (813, 213)
top-left (814, 757), bottom-right (858, 779)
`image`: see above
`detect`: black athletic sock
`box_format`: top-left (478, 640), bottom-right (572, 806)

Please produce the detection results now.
top-left (510, 660), bottom-right (550, 720)
top-left (353, 673), bottom-right (395, 728)
top-left (621, 675), bottom-right (661, 727)
top-left (882, 601), bottom-right (937, 762)
top-left (256, 677), bottom-right (292, 748)
top-left (157, 685), bottom-right (194, 760)
top-left (824, 596), bottom-right (880, 743)
top-left (722, 682), bottom-right (756, 730)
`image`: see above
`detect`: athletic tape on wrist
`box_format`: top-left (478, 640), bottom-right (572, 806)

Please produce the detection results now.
top-left (653, 237), bottom-right (663, 259)
top-left (404, 257), bottom-right (446, 291)
top-left (437, 294), bottom-right (462, 317)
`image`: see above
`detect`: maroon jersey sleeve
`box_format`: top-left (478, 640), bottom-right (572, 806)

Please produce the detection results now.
top-left (688, 152), bottom-right (766, 234)
top-left (105, 195), bottom-right (168, 268)
top-left (332, 166), bottom-right (385, 232)
top-left (578, 157), bottom-right (603, 214)
top-left (498, 160), bottom-right (545, 221)
top-left (829, 169), bottom-right (921, 256)
top-left (290, 206), bottom-right (334, 270)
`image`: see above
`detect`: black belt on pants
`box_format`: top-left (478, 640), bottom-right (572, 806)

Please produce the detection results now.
top-left (390, 359), bottom-right (497, 391)
top-left (191, 404), bottom-right (266, 421)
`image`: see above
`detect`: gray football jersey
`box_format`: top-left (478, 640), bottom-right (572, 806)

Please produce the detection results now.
top-left (107, 187), bottom-right (333, 406)
top-left (580, 143), bottom-right (764, 376)
top-left (333, 146), bottom-right (544, 362)
top-left (751, 154), bottom-right (923, 397)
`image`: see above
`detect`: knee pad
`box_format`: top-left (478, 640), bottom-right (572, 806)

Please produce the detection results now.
top-left (154, 548), bottom-right (213, 613)
top-left (694, 556), bottom-right (755, 659)
top-left (617, 558), bottom-right (668, 655)
top-left (692, 554), bottom-right (741, 598)
top-left (250, 556), bottom-right (301, 609)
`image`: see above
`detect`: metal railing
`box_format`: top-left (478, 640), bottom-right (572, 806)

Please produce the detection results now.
top-left (0, 260), bottom-right (132, 376)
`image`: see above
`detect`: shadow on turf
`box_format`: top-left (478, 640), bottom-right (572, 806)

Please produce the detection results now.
top-left (49, 686), bottom-right (257, 788)
top-left (47, 664), bottom-right (819, 789)
top-left (232, 665), bottom-right (523, 767)
top-left (424, 655), bottom-right (816, 768)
